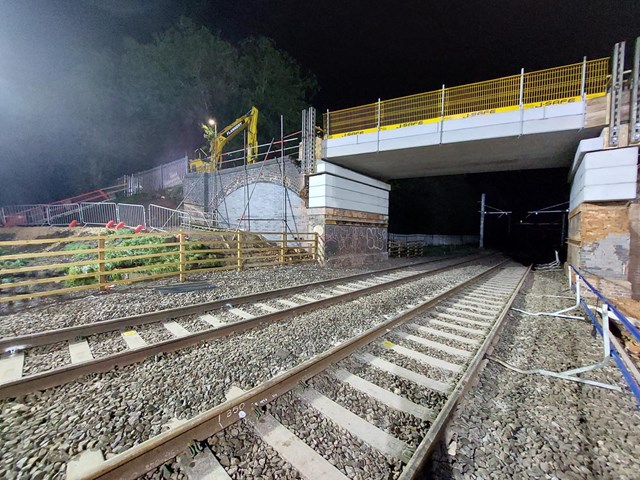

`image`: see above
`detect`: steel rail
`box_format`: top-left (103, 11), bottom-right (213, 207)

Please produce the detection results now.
top-left (399, 265), bottom-right (531, 479)
top-left (0, 254), bottom-right (496, 399)
top-left (81, 260), bottom-right (511, 480)
top-left (0, 253), bottom-right (486, 352)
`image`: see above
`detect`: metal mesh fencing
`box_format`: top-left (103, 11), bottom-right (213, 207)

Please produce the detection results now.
top-left (1, 205), bottom-right (49, 226)
top-left (118, 204), bottom-right (146, 227)
top-left (48, 204), bottom-right (82, 226)
top-left (445, 74), bottom-right (521, 116)
top-left (148, 204), bottom-right (191, 231)
top-left (124, 156), bottom-right (188, 196)
top-left (381, 90), bottom-right (442, 128)
top-left (324, 58), bottom-right (610, 136)
top-left (79, 202), bottom-right (118, 225)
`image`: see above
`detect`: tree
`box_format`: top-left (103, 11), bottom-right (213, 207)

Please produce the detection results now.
top-left (0, 17), bottom-right (318, 205)
top-left (238, 37), bottom-right (318, 140)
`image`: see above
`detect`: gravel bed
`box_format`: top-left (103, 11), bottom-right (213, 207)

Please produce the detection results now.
top-left (143, 420), bottom-right (301, 480)
top-left (390, 331), bottom-right (469, 365)
top-left (0, 259), bottom-right (430, 337)
top-left (439, 300), bottom-right (499, 317)
top-left (254, 299), bottom-right (289, 311)
top-left (415, 314), bottom-right (485, 339)
top-left (0, 260), bottom-right (493, 478)
top-left (87, 331), bottom-right (127, 358)
top-left (133, 322), bottom-right (174, 344)
top-left (338, 357), bottom-right (448, 409)
top-left (367, 344), bottom-right (453, 384)
top-left (267, 391), bottom-right (402, 479)
top-left (404, 325), bottom-right (477, 352)
top-left (208, 421), bottom-right (302, 479)
top-left (22, 341), bottom-right (71, 376)
top-left (427, 270), bottom-right (640, 480)
top-left (173, 316), bottom-right (211, 333)
top-left (308, 372), bottom-right (429, 447)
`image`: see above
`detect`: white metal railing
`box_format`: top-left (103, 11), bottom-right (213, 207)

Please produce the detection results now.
top-left (118, 203), bottom-right (146, 228)
top-left (147, 204), bottom-right (217, 232)
top-left (121, 156), bottom-right (188, 196)
top-left (80, 202), bottom-right (119, 226)
top-left (48, 204), bottom-right (82, 226)
top-left (1, 203), bottom-right (145, 228)
top-left (1, 204), bottom-right (48, 226)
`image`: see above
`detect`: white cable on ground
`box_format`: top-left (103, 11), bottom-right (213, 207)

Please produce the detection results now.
top-left (487, 355), bottom-right (622, 392)
top-left (492, 267), bottom-right (622, 393)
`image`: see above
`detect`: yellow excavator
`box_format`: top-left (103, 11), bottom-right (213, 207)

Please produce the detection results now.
top-left (189, 106), bottom-right (259, 173)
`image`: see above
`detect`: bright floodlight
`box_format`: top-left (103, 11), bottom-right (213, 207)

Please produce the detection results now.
top-left (208, 118), bottom-right (216, 126)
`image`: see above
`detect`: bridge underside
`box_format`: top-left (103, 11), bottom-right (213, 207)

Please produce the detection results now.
top-left (327, 127), bottom-right (603, 180)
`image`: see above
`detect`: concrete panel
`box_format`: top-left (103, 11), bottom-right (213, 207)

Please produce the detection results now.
top-left (522, 108), bottom-right (545, 121)
top-left (522, 115), bottom-right (583, 135)
top-left (316, 162), bottom-right (390, 190)
top-left (379, 122), bottom-right (439, 139)
top-left (378, 133), bottom-right (441, 152)
top-left (583, 184), bottom-right (637, 202)
top-left (308, 190), bottom-right (388, 211)
top-left (308, 195), bottom-right (388, 215)
top-left (583, 147), bottom-right (638, 169)
top-left (570, 136), bottom-right (606, 178)
top-left (444, 110), bottom-right (522, 130)
top-left (544, 101), bottom-right (584, 117)
top-left (308, 185), bottom-right (388, 209)
top-left (442, 123), bottom-right (521, 143)
top-left (309, 176), bottom-right (389, 202)
top-left (327, 135), bottom-right (361, 147)
top-left (570, 146), bottom-right (638, 210)
top-left (326, 141), bottom-right (377, 158)
top-left (584, 165), bottom-right (637, 186)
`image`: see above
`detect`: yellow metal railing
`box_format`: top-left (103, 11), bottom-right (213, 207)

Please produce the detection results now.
top-left (324, 58), bottom-right (610, 137)
top-left (0, 231), bottom-right (318, 304)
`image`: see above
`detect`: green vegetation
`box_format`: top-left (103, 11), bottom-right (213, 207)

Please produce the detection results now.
top-left (0, 248), bottom-right (27, 270)
top-left (64, 231), bottom-right (225, 286)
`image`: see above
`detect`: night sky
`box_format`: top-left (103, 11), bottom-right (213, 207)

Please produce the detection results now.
top-left (3, 0), bottom-right (638, 110)
top-left (1, 1), bottom-right (639, 259)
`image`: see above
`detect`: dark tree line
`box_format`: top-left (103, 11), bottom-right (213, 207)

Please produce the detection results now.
top-left (0, 18), bottom-right (317, 205)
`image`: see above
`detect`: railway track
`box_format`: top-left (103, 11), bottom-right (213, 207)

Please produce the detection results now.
top-left (0, 253), bottom-right (492, 398)
top-left (79, 261), bottom-right (529, 480)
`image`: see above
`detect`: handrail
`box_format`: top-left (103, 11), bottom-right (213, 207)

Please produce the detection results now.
top-left (324, 57), bottom-right (609, 138)
top-left (570, 264), bottom-right (640, 404)
top-left (570, 265), bottom-right (640, 343)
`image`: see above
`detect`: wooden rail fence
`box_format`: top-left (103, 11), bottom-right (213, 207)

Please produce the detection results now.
top-left (0, 230), bottom-right (318, 304)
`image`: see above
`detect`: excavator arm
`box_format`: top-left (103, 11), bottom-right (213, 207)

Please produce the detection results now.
top-left (191, 106), bottom-right (259, 173)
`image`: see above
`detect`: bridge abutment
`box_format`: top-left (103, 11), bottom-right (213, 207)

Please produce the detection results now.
top-left (182, 159), bottom-right (391, 266)
top-left (308, 162), bottom-right (390, 266)
top-left (568, 141), bottom-right (639, 299)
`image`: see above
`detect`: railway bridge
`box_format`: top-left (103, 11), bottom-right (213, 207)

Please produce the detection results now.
top-left (309, 39), bottom-right (640, 299)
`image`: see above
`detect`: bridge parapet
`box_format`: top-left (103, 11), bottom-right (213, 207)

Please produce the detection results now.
top-left (324, 58), bottom-right (609, 139)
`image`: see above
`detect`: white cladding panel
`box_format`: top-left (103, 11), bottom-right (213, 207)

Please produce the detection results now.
top-left (569, 146), bottom-right (638, 211)
top-left (316, 161), bottom-right (390, 190)
top-left (309, 162), bottom-right (389, 215)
